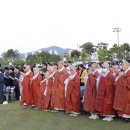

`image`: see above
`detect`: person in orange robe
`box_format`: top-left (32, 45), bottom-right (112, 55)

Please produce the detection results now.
top-left (65, 65), bottom-right (81, 116)
top-left (95, 61), bottom-right (115, 121)
top-left (30, 67), bottom-right (42, 108)
top-left (112, 65), bottom-right (125, 117)
top-left (37, 71), bottom-right (50, 110)
top-left (43, 65), bottom-right (54, 110)
top-left (122, 61), bottom-right (130, 122)
top-left (84, 63), bottom-right (100, 120)
top-left (50, 64), bottom-right (59, 111)
top-left (54, 61), bottom-right (68, 115)
top-left (21, 65), bottom-right (33, 107)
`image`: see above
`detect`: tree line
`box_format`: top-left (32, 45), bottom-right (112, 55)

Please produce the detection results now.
top-left (0, 42), bottom-right (130, 67)
top-left (0, 49), bottom-right (61, 67)
top-left (69, 42), bottom-right (130, 63)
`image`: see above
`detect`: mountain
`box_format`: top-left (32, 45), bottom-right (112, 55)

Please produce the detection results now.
top-left (39, 46), bottom-right (73, 55)
top-left (21, 46), bottom-right (73, 60)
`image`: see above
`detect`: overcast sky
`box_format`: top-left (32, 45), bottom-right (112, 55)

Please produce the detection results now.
top-left (0, 0), bottom-right (130, 54)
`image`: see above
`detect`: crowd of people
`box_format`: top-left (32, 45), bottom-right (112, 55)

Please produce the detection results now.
top-left (0, 60), bottom-right (130, 122)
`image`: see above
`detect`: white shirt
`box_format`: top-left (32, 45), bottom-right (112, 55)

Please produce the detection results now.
top-left (97, 68), bottom-right (103, 74)
top-left (64, 72), bottom-right (77, 97)
top-left (58, 66), bottom-right (65, 72)
top-left (25, 70), bottom-right (31, 76)
top-left (102, 70), bottom-right (110, 78)
top-left (124, 67), bottom-right (130, 74)
top-left (32, 73), bottom-right (39, 80)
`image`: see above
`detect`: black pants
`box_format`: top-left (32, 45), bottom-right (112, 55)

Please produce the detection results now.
top-left (14, 84), bottom-right (20, 100)
top-left (0, 85), bottom-right (4, 103)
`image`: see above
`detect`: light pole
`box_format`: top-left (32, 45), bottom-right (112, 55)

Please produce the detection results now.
top-left (113, 27), bottom-right (121, 60)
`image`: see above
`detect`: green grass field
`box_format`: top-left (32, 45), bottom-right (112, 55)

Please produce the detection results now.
top-left (0, 101), bottom-right (130, 130)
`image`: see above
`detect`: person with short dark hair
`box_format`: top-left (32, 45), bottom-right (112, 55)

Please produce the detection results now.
top-left (8, 67), bottom-right (15, 87)
top-left (79, 64), bottom-right (87, 100)
top-left (3, 67), bottom-right (10, 87)
top-left (0, 64), bottom-right (3, 73)
top-left (3, 67), bottom-right (11, 104)
top-left (13, 67), bottom-right (21, 100)
top-left (0, 71), bottom-right (4, 104)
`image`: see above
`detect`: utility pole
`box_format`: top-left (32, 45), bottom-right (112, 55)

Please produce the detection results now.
top-left (113, 27), bottom-right (121, 60)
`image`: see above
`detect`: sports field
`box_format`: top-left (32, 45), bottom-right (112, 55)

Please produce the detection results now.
top-left (0, 101), bottom-right (130, 130)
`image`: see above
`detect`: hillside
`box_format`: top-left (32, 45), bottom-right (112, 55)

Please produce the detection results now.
top-left (39, 46), bottom-right (73, 55)
top-left (21, 46), bottom-right (73, 59)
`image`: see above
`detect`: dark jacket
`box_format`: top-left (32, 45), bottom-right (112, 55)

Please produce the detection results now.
top-left (0, 72), bottom-right (4, 103)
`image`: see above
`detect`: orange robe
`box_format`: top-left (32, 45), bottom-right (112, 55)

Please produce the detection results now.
top-left (66, 74), bottom-right (81, 113)
top-left (30, 74), bottom-right (42, 106)
top-left (113, 75), bottom-right (125, 115)
top-left (50, 72), bottom-right (59, 108)
top-left (21, 71), bottom-right (33, 105)
top-left (44, 77), bottom-right (53, 109)
top-left (95, 71), bottom-right (115, 115)
top-left (54, 69), bottom-right (68, 110)
top-left (37, 79), bottom-right (47, 109)
top-left (84, 71), bottom-right (99, 113)
top-left (123, 70), bottom-right (130, 115)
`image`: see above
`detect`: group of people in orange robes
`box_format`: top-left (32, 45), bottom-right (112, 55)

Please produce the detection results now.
top-left (21, 61), bottom-right (81, 117)
top-left (20, 60), bottom-right (130, 121)
top-left (84, 61), bottom-right (130, 122)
